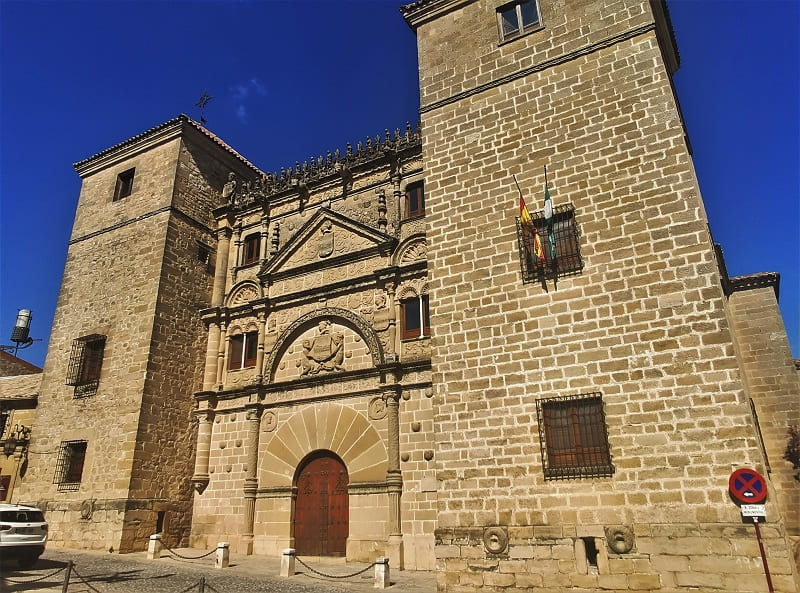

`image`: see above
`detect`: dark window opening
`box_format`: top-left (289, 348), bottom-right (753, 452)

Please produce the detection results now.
top-left (517, 203), bottom-right (583, 284)
top-left (53, 440), bottom-right (88, 491)
top-left (242, 233), bottom-right (260, 266)
top-left (401, 295), bottom-right (430, 340)
top-left (0, 475), bottom-right (9, 501)
top-left (229, 331), bottom-right (259, 370)
top-left (66, 334), bottom-right (106, 398)
top-left (114, 168), bottom-right (135, 201)
top-left (583, 537), bottom-right (599, 568)
top-left (156, 511), bottom-right (166, 534)
top-left (537, 393), bottom-right (613, 480)
top-left (0, 413), bottom-right (7, 439)
top-left (405, 182), bottom-right (425, 219)
top-left (498, 0), bottom-right (540, 41)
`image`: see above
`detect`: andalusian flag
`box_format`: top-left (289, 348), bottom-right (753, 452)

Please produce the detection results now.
top-left (543, 182), bottom-right (556, 261)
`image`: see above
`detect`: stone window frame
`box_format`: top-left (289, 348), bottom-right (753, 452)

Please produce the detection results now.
top-left (404, 181), bottom-right (425, 219)
top-left (496, 0), bottom-right (541, 43)
top-left (65, 334), bottom-right (106, 398)
top-left (536, 392), bottom-right (614, 480)
top-left (113, 167), bottom-right (135, 201)
top-left (53, 440), bottom-right (88, 491)
top-left (228, 330), bottom-right (258, 371)
top-left (401, 295), bottom-right (430, 340)
top-left (516, 202), bottom-right (583, 284)
top-left (241, 233), bottom-right (260, 266)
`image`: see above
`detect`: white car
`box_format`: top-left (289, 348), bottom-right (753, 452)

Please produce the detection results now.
top-left (0, 504), bottom-right (48, 568)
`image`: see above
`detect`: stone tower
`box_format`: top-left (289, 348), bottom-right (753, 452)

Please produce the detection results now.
top-left (402, 0), bottom-right (799, 591)
top-left (16, 116), bottom-right (259, 552)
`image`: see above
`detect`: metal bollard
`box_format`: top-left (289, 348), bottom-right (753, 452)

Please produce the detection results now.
top-left (147, 534), bottom-right (162, 560)
top-left (280, 548), bottom-right (296, 577)
top-left (215, 542), bottom-right (230, 569)
top-left (374, 556), bottom-right (390, 589)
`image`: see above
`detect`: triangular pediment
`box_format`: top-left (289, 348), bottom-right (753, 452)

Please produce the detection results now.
top-left (259, 208), bottom-right (395, 279)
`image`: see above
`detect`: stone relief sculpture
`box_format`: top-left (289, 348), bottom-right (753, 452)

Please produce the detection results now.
top-left (299, 320), bottom-right (345, 376)
top-left (371, 291), bottom-right (395, 355)
top-left (222, 172), bottom-right (238, 205)
top-left (319, 220), bottom-right (334, 258)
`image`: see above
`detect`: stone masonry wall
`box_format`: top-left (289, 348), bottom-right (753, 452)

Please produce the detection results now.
top-left (727, 284), bottom-right (800, 571)
top-left (413, 0), bottom-right (796, 590)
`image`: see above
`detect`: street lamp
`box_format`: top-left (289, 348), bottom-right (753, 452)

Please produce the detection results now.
top-left (0, 309), bottom-right (39, 357)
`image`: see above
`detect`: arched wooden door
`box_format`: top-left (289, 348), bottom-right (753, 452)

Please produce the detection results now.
top-left (294, 451), bottom-right (349, 556)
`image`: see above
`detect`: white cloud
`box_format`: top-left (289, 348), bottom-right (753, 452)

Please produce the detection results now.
top-left (236, 104), bottom-right (248, 123)
top-left (230, 78), bottom-right (267, 122)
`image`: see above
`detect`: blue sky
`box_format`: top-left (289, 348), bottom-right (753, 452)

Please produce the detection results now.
top-left (1, 0), bottom-right (797, 369)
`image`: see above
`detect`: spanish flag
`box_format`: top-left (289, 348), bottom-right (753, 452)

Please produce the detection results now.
top-left (520, 195), bottom-right (533, 226)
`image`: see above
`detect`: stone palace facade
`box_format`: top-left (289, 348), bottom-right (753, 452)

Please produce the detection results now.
top-left (8, 0), bottom-right (799, 591)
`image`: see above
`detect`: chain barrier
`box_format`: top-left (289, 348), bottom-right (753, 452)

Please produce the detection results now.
top-left (71, 564), bottom-right (105, 593)
top-left (161, 541), bottom-right (218, 560)
top-left (2, 564), bottom-right (66, 584)
top-left (295, 555), bottom-right (376, 579)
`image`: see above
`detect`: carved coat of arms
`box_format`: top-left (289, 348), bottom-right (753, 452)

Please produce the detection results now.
top-left (300, 320), bottom-right (345, 376)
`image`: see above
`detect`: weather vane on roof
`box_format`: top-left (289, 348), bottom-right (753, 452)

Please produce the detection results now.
top-left (195, 90), bottom-right (213, 125)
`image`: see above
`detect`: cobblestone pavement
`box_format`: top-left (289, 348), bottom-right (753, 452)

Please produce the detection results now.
top-left (0, 548), bottom-right (435, 593)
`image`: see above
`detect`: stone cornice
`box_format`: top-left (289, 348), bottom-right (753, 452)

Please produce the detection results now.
top-left (401, 0), bottom-right (474, 30)
top-left (729, 272), bottom-right (780, 301)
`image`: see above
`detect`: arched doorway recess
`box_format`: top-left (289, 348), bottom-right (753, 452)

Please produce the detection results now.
top-left (294, 451), bottom-right (349, 556)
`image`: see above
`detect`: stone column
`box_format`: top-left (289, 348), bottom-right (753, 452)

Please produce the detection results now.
top-left (231, 225), bottom-right (242, 286)
top-left (216, 321), bottom-right (228, 390)
top-left (212, 226), bottom-right (232, 307)
top-left (242, 405), bottom-right (262, 555)
top-left (259, 213), bottom-right (269, 266)
top-left (192, 409), bottom-right (215, 493)
top-left (385, 389), bottom-right (404, 569)
top-left (386, 283), bottom-right (398, 361)
top-left (255, 311), bottom-right (267, 383)
top-left (390, 284), bottom-right (402, 357)
top-left (203, 320), bottom-right (221, 391)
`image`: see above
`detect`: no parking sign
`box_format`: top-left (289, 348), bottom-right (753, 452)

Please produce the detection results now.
top-left (729, 467), bottom-right (768, 504)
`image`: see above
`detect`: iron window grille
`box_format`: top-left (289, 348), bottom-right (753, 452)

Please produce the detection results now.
top-left (242, 233), bottom-right (260, 266)
top-left (113, 168), bottom-right (135, 201)
top-left (401, 295), bottom-right (430, 340)
top-left (405, 182), bottom-right (425, 219)
top-left (53, 440), bottom-right (88, 491)
top-left (65, 334), bottom-right (106, 398)
top-left (497, 0), bottom-right (540, 42)
top-left (229, 331), bottom-right (259, 371)
top-left (536, 392), bottom-right (614, 480)
top-left (516, 203), bottom-right (583, 284)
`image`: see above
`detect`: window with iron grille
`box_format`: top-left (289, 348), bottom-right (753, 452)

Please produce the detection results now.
top-left (401, 295), bottom-right (430, 340)
top-left (65, 334), bottom-right (106, 398)
top-left (242, 233), bottom-right (260, 266)
top-left (53, 440), bottom-right (88, 491)
top-left (113, 168), bottom-right (135, 201)
top-left (536, 393), bottom-right (613, 480)
top-left (405, 182), bottom-right (425, 219)
top-left (497, 0), bottom-right (540, 42)
top-left (228, 331), bottom-right (259, 371)
top-left (516, 203), bottom-right (583, 284)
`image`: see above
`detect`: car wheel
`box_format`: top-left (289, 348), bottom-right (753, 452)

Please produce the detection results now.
top-left (18, 554), bottom-right (40, 569)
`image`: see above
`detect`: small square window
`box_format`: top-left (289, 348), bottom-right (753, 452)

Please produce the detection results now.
top-left (242, 234), bottom-right (260, 266)
top-left (536, 393), bottom-right (613, 480)
top-left (401, 295), bottom-right (430, 340)
top-left (405, 182), bottom-right (425, 219)
top-left (229, 331), bottom-right (259, 371)
top-left (517, 203), bottom-right (583, 284)
top-left (53, 440), bottom-right (88, 491)
top-left (114, 168), bottom-right (135, 201)
top-left (65, 334), bottom-right (106, 398)
top-left (497, 0), bottom-right (540, 41)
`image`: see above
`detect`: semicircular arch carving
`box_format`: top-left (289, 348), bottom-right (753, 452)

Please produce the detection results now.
top-left (264, 307), bottom-right (383, 383)
top-left (227, 281), bottom-right (262, 307)
top-left (258, 402), bottom-right (388, 489)
top-left (393, 234), bottom-right (427, 266)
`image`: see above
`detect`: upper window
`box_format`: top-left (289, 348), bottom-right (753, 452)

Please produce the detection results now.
top-left (113, 168), bottom-right (135, 201)
top-left (536, 393), bottom-right (613, 480)
top-left (53, 440), bottom-right (88, 491)
top-left (65, 334), bottom-right (106, 398)
top-left (517, 203), bottom-right (583, 284)
top-left (401, 295), bottom-right (430, 340)
top-left (242, 233), bottom-right (260, 266)
top-left (229, 330), bottom-right (259, 371)
top-left (405, 182), bottom-right (425, 219)
top-left (497, 0), bottom-right (540, 42)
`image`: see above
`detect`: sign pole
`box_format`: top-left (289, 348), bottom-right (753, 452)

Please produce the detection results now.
top-left (752, 518), bottom-right (774, 593)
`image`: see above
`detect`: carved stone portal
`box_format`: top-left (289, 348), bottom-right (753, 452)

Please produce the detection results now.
top-left (299, 320), bottom-right (345, 376)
